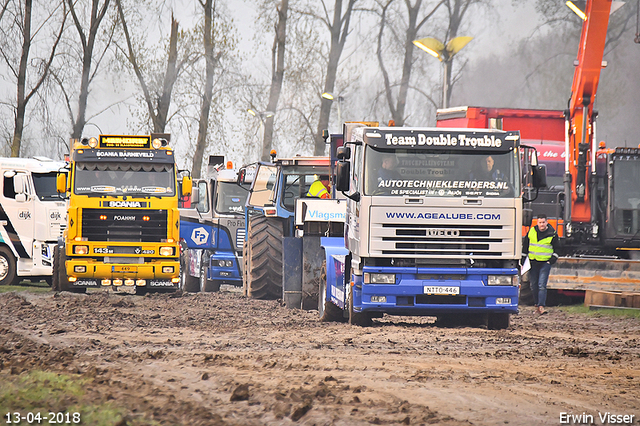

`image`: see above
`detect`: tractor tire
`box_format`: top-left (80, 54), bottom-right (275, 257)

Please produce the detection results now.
top-left (0, 246), bottom-right (19, 286)
top-left (200, 252), bottom-right (220, 293)
top-left (247, 216), bottom-right (283, 300)
top-left (519, 271), bottom-right (535, 306)
top-left (242, 243), bottom-right (249, 297)
top-left (319, 260), bottom-right (345, 322)
top-left (348, 283), bottom-right (372, 327)
top-left (488, 312), bottom-right (510, 330)
top-left (181, 251), bottom-right (199, 293)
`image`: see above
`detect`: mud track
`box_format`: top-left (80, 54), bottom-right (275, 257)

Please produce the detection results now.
top-left (1, 287), bottom-right (639, 425)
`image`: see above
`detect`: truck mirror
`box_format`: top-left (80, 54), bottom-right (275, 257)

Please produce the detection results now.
top-left (532, 164), bottom-right (547, 188)
top-left (182, 176), bottom-right (193, 196)
top-left (336, 161), bottom-right (350, 191)
top-left (337, 146), bottom-right (351, 160)
top-left (56, 173), bottom-right (67, 193)
top-left (523, 207), bottom-right (533, 227)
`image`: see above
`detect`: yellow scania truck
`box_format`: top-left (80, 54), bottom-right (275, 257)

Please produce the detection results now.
top-left (53, 134), bottom-right (191, 294)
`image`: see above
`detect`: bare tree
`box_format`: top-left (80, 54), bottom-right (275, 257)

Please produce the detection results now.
top-left (376, 0), bottom-right (444, 126)
top-left (67, 0), bottom-right (113, 140)
top-left (260, 0), bottom-right (289, 161)
top-left (304, 0), bottom-right (357, 156)
top-left (0, 0), bottom-right (66, 157)
top-left (115, 0), bottom-right (187, 133)
top-left (192, 0), bottom-right (223, 179)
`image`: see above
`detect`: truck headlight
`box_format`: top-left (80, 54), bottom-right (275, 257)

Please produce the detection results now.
top-left (364, 273), bottom-right (396, 284)
top-left (488, 275), bottom-right (518, 286)
top-left (74, 245), bottom-right (89, 255)
top-left (159, 247), bottom-right (174, 256)
top-left (162, 266), bottom-right (174, 273)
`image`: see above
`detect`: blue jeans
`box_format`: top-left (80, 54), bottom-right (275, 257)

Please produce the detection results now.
top-left (529, 261), bottom-right (551, 307)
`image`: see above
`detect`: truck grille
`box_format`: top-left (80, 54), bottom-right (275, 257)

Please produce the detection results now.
top-left (369, 207), bottom-right (516, 258)
top-left (82, 209), bottom-right (167, 242)
top-left (236, 228), bottom-right (245, 249)
top-left (51, 222), bottom-right (66, 239)
top-left (371, 223), bottom-right (507, 257)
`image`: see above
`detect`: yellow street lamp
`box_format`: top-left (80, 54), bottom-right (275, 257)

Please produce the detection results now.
top-left (321, 92), bottom-right (344, 128)
top-left (413, 36), bottom-right (473, 109)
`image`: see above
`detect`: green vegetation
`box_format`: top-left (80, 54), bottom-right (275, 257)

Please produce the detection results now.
top-left (560, 305), bottom-right (640, 319)
top-left (0, 370), bottom-right (159, 426)
top-left (0, 281), bottom-right (51, 294)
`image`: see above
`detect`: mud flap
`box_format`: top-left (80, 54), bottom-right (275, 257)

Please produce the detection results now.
top-left (282, 237), bottom-right (303, 308)
top-left (301, 236), bottom-right (323, 310)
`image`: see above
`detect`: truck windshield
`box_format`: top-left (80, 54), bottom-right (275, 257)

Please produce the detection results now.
top-left (364, 146), bottom-right (519, 197)
top-left (74, 162), bottom-right (176, 196)
top-left (215, 181), bottom-right (248, 214)
top-left (32, 172), bottom-right (63, 201)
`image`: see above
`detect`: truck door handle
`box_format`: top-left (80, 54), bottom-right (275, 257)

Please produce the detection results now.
top-left (463, 199), bottom-right (482, 205)
top-left (405, 198), bottom-right (423, 204)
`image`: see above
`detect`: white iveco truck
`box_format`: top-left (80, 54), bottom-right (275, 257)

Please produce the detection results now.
top-left (0, 157), bottom-right (67, 286)
top-left (320, 125), bottom-right (545, 329)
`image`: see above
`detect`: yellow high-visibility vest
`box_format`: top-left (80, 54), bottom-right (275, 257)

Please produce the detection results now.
top-left (527, 227), bottom-right (554, 261)
top-left (307, 180), bottom-right (329, 198)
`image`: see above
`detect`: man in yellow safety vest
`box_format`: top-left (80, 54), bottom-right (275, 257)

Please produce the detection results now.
top-left (307, 175), bottom-right (331, 199)
top-left (522, 214), bottom-right (560, 315)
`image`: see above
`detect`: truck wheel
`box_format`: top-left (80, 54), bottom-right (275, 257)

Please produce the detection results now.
top-left (51, 246), bottom-right (60, 291)
top-left (0, 246), bottom-right (19, 286)
top-left (519, 271), bottom-right (534, 305)
top-left (200, 252), bottom-right (220, 293)
top-left (488, 313), bottom-right (510, 330)
top-left (348, 283), bottom-right (372, 327)
top-left (135, 286), bottom-right (148, 296)
top-left (247, 216), bottom-right (283, 300)
top-left (242, 243), bottom-right (249, 297)
top-left (319, 260), bottom-right (345, 322)
top-left (181, 251), bottom-right (199, 293)
top-left (54, 246), bottom-right (74, 292)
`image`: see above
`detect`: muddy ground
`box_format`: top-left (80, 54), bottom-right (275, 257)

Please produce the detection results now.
top-left (1, 286), bottom-right (639, 426)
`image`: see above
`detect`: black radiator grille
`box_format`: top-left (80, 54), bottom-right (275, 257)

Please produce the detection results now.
top-left (82, 209), bottom-right (167, 242)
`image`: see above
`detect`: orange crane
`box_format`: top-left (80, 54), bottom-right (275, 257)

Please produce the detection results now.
top-left (564, 0), bottom-right (612, 234)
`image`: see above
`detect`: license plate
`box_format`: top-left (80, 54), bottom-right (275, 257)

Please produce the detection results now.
top-left (112, 265), bottom-right (137, 272)
top-left (423, 286), bottom-right (460, 295)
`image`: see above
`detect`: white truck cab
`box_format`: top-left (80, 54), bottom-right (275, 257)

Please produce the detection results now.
top-left (0, 157), bottom-right (67, 285)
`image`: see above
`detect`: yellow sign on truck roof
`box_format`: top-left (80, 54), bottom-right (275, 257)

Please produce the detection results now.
top-left (99, 135), bottom-right (151, 149)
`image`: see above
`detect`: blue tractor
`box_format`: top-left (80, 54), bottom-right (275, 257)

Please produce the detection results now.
top-left (240, 154), bottom-right (344, 307)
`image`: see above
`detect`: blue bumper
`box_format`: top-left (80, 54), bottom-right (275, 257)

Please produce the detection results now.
top-left (206, 251), bottom-right (242, 285)
top-left (353, 267), bottom-right (519, 315)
